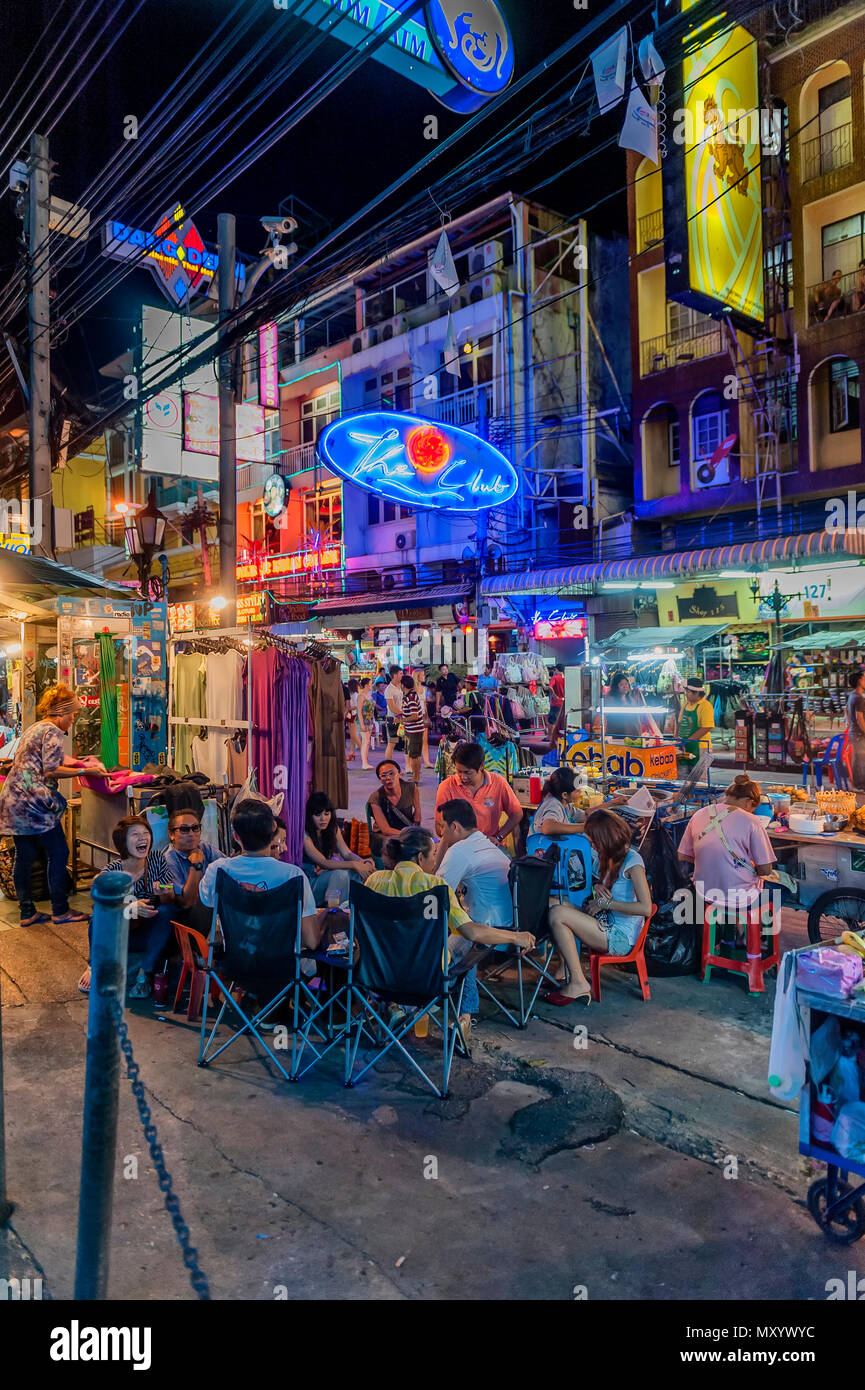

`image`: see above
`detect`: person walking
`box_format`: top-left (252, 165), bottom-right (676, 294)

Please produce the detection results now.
top-left (357, 676), bottom-right (376, 770)
top-left (413, 669), bottom-right (434, 770)
top-left (401, 673), bottom-right (426, 784)
top-left (0, 683), bottom-right (105, 927)
top-left (384, 664), bottom-right (404, 762)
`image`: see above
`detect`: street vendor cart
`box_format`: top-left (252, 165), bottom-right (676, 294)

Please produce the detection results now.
top-left (797, 984), bottom-right (865, 1243)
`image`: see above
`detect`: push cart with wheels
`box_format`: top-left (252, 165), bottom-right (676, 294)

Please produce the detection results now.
top-left (798, 987), bottom-right (865, 1243)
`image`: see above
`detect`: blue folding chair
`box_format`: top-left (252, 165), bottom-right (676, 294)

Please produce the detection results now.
top-left (475, 851), bottom-right (558, 1028)
top-left (526, 832), bottom-right (593, 909)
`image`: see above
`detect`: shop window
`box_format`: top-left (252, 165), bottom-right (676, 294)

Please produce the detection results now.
top-left (830, 360), bottom-right (860, 433)
top-left (300, 389), bottom-right (340, 444)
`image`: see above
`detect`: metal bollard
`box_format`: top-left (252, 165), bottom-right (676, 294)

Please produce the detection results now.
top-left (74, 870), bottom-right (131, 1300)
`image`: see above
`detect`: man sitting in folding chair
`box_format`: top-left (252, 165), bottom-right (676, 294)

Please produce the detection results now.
top-left (365, 827), bottom-right (536, 1043)
top-left (196, 800), bottom-right (329, 1080)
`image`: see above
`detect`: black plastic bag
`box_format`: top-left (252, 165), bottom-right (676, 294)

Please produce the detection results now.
top-left (644, 896), bottom-right (700, 976)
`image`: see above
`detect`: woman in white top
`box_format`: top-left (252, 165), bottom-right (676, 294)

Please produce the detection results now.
top-left (532, 768), bottom-right (585, 837)
top-left (543, 808), bottom-right (651, 1007)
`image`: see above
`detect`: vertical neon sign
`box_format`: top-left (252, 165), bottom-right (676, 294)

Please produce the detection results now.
top-left (259, 323), bottom-right (279, 409)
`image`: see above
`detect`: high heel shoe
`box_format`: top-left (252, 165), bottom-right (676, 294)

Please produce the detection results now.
top-left (542, 989), bottom-right (591, 1007)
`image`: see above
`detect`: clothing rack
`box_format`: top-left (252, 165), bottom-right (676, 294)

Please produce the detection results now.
top-left (167, 629), bottom-right (253, 774)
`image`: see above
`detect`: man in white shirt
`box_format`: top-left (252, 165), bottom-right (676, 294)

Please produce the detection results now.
top-left (199, 799), bottom-right (324, 949)
top-left (437, 799), bottom-right (514, 927)
top-left (384, 663), bottom-right (405, 762)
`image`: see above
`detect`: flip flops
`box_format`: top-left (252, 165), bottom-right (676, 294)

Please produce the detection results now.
top-left (20, 911), bottom-right (51, 926)
top-left (52, 911), bottom-right (91, 925)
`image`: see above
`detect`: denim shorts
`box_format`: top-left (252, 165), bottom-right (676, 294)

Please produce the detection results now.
top-left (603, 923), bottom-right (634, 956)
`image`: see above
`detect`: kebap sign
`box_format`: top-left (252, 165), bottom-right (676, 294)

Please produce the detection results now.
top-left (558, 735), bottom-right (679, 780)
top-left (317, 412), bottom-right (518, 511)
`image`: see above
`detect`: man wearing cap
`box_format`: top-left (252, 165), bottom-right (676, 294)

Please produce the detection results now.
top-left (677, 678), bottom-right (715, 764)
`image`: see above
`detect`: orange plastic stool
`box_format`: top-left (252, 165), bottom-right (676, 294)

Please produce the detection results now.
top-left (589, 905), bottom-right (656, 1003)
top-left (173, 921), bottom-right (221, 1021)
top-left (701, 899), bottom-right (780, 994)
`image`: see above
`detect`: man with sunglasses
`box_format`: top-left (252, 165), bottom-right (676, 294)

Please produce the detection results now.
top-left (163, 810), bottom-right (225, 917)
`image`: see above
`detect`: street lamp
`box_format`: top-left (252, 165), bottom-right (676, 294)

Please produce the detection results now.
top-left (125, 486), bottom-right (168, 600)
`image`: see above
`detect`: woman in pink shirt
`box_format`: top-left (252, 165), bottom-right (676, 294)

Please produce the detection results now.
top-left (678, 774), bottom-right (776, 918)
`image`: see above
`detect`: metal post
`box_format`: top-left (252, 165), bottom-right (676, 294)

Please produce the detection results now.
top-left (0, 976), bottom-right (11, 1224)
top-left (218, 213), bottom-right (237, 628)
top-left (74, 870), bottom-right (131, 1300)
top-left (28, 132), bottom-right (53, 558)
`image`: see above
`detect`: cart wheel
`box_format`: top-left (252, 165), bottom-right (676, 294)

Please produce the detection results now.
top-left (806, 889), bottom-right (865, 945)
top-left (807, 1177), bottom-right (865, 1243)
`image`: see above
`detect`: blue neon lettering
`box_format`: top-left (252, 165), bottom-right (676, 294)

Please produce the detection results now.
top-left (407, 31), bottom-right (426, 58)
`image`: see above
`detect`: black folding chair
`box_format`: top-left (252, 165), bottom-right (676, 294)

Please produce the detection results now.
top-left (343, 881), bottom-right (469, 1098)
top-left (197, 868), bottom-right (343, 1083)
top-left (475, 852), bottom-right (558, 1028)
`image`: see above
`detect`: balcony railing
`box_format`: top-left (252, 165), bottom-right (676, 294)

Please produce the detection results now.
top-left (236, 462), bottom-right (272, 492)
top-left (637, 210), bottom-right (663, 253)
top-left (416, 383), bottom-right (494, 428)
top-left (801, 123), bottom-right (853, 183)
top-left (807, 266), bottom-right (865, 326)
top-left (640, 323), bottom-right (724, 376)
top-left (278, 442), bottom-right (317, 475)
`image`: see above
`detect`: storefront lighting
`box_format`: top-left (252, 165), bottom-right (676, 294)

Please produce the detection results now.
top-left (462, 342), bottom-right (473, 354)
top-left (2, 643), bottom-right (21, 656)
top-left (719, 570), bottom-right (751, 578)
top-left (602, 581), bottom-right (674, 591)
top-left (209, 595), bottom-right (228, 611)
top-left (603, 583), bottom-right (638, 591)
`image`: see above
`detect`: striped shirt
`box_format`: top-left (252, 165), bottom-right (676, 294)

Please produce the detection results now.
top-left (105, 850), bottom-right (170, 897)
top-left (402, 690), bottom-right (426, 733)
top-left (365, 860), bottom-right (470, 933)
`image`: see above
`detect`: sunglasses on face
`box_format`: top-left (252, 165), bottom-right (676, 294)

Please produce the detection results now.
top-left (173, 823), bottom-right (201, 832)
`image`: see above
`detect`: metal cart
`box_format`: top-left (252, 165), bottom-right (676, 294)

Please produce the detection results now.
top-left (798, 986), bottom-right (865, 1243)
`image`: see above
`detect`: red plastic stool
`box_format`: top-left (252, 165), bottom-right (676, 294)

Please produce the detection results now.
top-left (701, 898), bottom-right (780, 994)
top-left (173, 921), bottom-right (221, 1021)
top-left (589, 905), bottom-right (656, 1003)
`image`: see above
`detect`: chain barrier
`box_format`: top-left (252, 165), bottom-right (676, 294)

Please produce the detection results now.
top-left (106, 994), bottom-right (211, 1300)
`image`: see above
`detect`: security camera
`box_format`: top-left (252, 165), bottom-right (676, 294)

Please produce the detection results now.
top-left (260, 215), bottom-right (297, 235)
top-left (8, 160), bottom-right (28, 194)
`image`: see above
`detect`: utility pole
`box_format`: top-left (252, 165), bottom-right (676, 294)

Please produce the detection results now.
top-left (27, 132), bottom-right (52, 557)
top-left (217, 213), bottom-right (237, 627)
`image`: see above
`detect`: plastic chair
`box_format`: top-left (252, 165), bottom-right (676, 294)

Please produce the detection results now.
top-left (818, 732), bottom-right (852, 790)
top-left (172, 920), bottom-right (221, 1022)
top-left (701, 895), bottom-right (780, 994)
top-left (589, 904), bottom-right (656, 1003)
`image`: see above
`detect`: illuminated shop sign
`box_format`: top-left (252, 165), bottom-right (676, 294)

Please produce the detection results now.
top-left (167, 603), bottom-right (195, 633)
top-left (662, 5), bottom-right (764, 330)
top-left (558, 735), bottom-right (678, 781)
top-left (294, 0), bottom-right (512, 115)
top-left (317, 413), bottom-right (517, 512)
top-left (237, 591), bottom-right (268, 624)
top-left (102, 204), bottom-right (245, 308)
top-left (259, 323), bottom-right (280, 409)
top-left (236, 547), bottom-right (342, 582)
top-left (532, 609), bottom-right (587, 640)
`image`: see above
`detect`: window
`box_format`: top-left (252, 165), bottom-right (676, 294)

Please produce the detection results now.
top-left (367, 496), bottom-right (412, 526)
top-left (693, 409), bottom-right (728, 459)
top-left (819, 75), bottom-right (852, 126)
top-left (822, 215), bottom-right (864, 281)
top-left (300, 389), bottom-right (340, 444)
top-left (438, 333), bottom-right (493, 396)
top-left (765, 237), bottom-right (793, 312)
top-left (830, 360), bottom-right (860, 433)
top-left (304, 485), bottom-right (342, 542)
top-left (669, 418), bottom-right (680, 468)
top-left (667, 301), bottom-right (712, 343)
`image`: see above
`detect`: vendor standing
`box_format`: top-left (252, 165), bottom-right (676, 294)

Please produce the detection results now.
top-left (0, 683), bottom-right (106, 926)
top-left (846, 669), bottom-right (865, 789)
top-left (676, 677), bottom-right (715, 764)
top-left (603, 671), bottom-right (642, 740)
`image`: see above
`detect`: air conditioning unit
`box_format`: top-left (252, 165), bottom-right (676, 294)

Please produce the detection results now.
top-left (462, 273), bottom-right (503, 306)
top-left (350, 327), bottom-right (378, 353)
top-left (380, 314), bottom-right (408, 341)
top-left (394, 529), bottom-right (416, 550)
top-left (469, 239), bottom-right (503, 275)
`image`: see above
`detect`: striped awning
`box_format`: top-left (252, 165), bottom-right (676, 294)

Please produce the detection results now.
top-left (481, 529), bottom-right (865, 598)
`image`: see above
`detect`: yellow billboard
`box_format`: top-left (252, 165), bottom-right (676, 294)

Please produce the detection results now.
top-left (682, 19), bottom-right (764, 324)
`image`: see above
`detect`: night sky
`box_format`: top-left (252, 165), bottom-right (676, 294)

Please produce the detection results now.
top-left (3, 0), bottom-right (630, 409)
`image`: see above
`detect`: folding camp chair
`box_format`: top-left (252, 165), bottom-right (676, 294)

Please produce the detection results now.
top-left (475, 852), bottom-right (558, 1028)
top-left (198, 869), bottom-right (345, 1084)
top-left (343, 881), bottom-right (469, 1098)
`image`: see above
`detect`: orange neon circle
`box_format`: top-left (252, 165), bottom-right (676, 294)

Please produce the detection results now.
top-left (406, 425), bottom-right (450, 473)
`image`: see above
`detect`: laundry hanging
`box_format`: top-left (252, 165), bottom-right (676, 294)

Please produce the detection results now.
top-left (97, 631), bottom-right (119, 770)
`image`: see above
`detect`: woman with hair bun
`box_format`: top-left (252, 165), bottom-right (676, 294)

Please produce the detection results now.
top-left (0, 683), bottom-right (105, 927)
top-left (532, 767), bottom-right (585, 838)
top-left (678, 774), bottom-right (776, 917)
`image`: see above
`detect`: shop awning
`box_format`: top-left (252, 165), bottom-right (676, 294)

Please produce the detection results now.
top-left (0, 549), bottom-right (135, 601)
top-left (480, 529), bottom-right (865, 598)
top-left (600, 624), bottom-right (728, 653)
top-left (313, 583), bottom-right (472, 615)
top-left (775, 626), bottom-right (865, 652)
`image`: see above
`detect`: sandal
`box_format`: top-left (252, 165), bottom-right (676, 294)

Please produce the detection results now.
top-left (20, 911), bottom-right (51, 926)
top-left (78, 969), bottom-right (91, 994)
top-left (127, 968), bottom-right (153, 999)
top-left (52, 911), bottom-right (91, 925)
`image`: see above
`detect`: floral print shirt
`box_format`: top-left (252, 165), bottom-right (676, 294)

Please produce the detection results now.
top-left (0, 720), bottom-right (67, 835)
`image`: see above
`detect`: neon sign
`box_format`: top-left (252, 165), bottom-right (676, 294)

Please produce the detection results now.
top-left (424, 1), bottom-right (514, 109)
top-left (101, 204), bottom-right (245, 308)
top-left (236, 547), bottom-right (342, 583)
top-left (317, 412), bottom-right (517, 512)
top-left (532, 609), bottom-right (587, 640)
top-left (259, 323), bottom-right (279, 409)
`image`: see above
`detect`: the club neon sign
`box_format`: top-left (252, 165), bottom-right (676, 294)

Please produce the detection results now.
top-left (101, 203), bottom-right (245, 307)
top-left (317, 412), bottom-right (518, 511)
